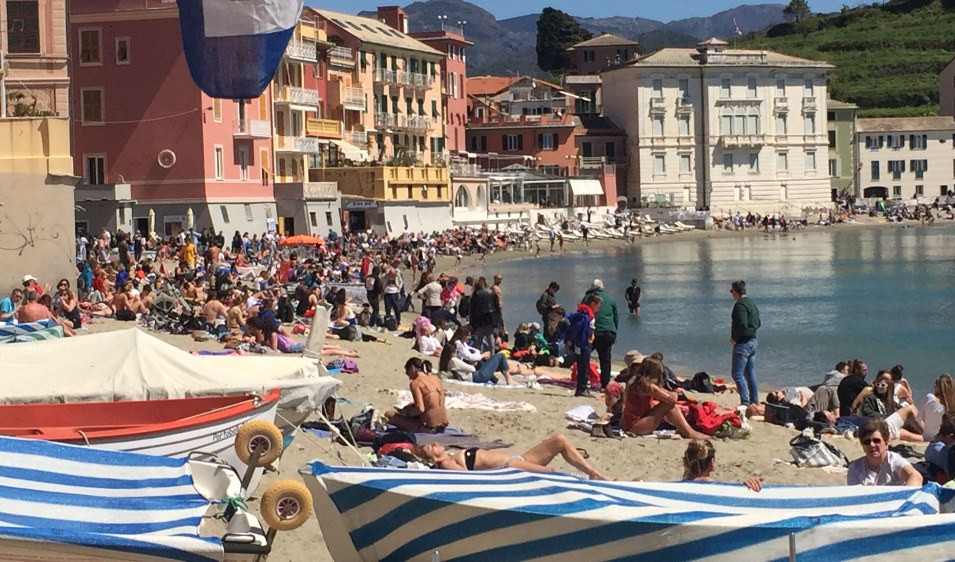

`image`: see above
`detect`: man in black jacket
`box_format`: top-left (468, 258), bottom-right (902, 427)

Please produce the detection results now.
top-left (536, 281), bottom-right (560, 326)
top-left (730, 280), bottom-right (761, 406)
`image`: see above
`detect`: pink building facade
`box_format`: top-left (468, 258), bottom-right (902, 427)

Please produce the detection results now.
top-left (411, 29), bottom-right (472, 155)
top-left (70, 0), bottom-right (277, 238)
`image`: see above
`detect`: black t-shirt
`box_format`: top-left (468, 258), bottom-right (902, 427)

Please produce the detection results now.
top-left (625, 286), bottom-right (641, 305)
top-left (837, 375), bottom-right (869, 417)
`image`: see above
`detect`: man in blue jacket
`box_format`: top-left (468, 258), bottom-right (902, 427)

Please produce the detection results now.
top-left (565, 293), bottom-right (603, 398)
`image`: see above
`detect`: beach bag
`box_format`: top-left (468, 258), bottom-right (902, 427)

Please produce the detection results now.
top-left (765, 402), bottom-right (811, 430)
top-left (789, 433), bottom-right (848, 468)
top-left (342, 359), bottom-right (359, 374)
top-left (384, 315), bottom-right (398, 331)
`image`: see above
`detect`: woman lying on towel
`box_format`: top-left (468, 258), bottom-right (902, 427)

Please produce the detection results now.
top-left (415, 433), bottom-right (612, 481)
top-left (683, 438), bottom-right (763, 492)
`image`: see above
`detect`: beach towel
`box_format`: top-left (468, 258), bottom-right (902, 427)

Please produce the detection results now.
top-left (391, 390), bottom-right (536, 413)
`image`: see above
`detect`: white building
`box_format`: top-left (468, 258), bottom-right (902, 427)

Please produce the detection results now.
top-left (601, 39), bottom-right (834, 214)
top-left (855, 116), bottom-right (955, 202)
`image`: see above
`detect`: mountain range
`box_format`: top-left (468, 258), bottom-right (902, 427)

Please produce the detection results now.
top-left (358, 0), bottom-right (787, 76)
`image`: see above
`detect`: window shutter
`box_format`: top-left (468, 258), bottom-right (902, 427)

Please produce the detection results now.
top-left (517, 135), bottom-right (523, 150)
top-left (551, 133), bottom-right (558, 147)
top-left (537, 133), bottom-right (544, 148)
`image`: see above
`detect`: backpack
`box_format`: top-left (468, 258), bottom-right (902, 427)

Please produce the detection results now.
top-left (384, 315), bottom-right (398, 331)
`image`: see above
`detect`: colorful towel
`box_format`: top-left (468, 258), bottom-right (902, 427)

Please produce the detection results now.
top-left (392, 390), bottom-right (536, 413)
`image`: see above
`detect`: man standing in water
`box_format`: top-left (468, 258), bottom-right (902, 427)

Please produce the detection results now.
top-left (730, 280), bottom-right (761, 406)
top-left (625, 278), bottom-right (641, 316)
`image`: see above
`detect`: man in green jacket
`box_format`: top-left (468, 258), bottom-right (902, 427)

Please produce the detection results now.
top-left (730, 279), bottom-right (761, 406)
top-left (583, 279), bottom-right (619, 388)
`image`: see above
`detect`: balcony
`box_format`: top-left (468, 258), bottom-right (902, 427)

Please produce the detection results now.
top-left (774, 96), bottom-right (789, 111)
top-left (397, 115), bottom-right (433, 131)
top-left (399, 71), bottom-right (435, 90)
top-left (803, 96), bottom-right (817, 110)
top-left (374, 68), bottom-right (398, 85)
top-left (375, 113), bottom-right (397, 129)
top-left (649, 97), bottom-right (666, 112)
top-left (276, 135), bottom-right (320, 153)
top-left (342, 87), bottom-right (366, 111)
top-left (719, 134), bottom-right (766, 148)
top-left (329, 46), bottom-right (355, 67)
top-left (676, 97), bottom-right (693, 112)
top-left (285, 40), bottom-right (317, 63)
top-left (275, 85), bottom-right (319, 108)
top-left (233, 119), bottom-right (271, 139)
top-left (344, 130), bottom-right (369, 145)
top-left (579, 156), bottom-right (605, 169)
top-left (306, 117), bottom-right (341, 139)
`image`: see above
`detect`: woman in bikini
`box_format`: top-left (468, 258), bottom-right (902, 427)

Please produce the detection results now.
top-left (385, 358), bottom-right (449, 433)
top-left (415, 434), bottom-right (611, 481)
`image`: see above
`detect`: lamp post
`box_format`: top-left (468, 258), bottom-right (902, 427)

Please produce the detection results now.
top-left (437, 15), bottom-right (447, 31)
top-left (457, 20), bottom-right (467, 36)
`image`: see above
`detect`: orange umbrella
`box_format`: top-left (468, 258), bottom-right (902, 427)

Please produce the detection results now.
top-left (280, 234), bottom-right (325, 246)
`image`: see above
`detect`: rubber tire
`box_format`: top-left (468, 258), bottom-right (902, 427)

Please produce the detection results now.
top-left (234, 420), bottom-right (283, 467)
top-left (260, 479), bottom-right (312, 531)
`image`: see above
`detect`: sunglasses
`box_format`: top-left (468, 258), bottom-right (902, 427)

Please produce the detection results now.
top-left (862, 438), bottom-right (884, 446)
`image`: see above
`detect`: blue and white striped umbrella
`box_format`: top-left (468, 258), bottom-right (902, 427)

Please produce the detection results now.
top-left (304, 461), bottom-right (955, 561)
top-left (0, 436), bottom-right (223, 561)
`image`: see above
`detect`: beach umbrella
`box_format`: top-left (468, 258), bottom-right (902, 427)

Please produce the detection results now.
top-left (281, 234), bottom-right (325, 246)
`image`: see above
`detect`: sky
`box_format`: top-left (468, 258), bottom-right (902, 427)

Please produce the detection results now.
top-left (306, 0), bottom-right (870, 22)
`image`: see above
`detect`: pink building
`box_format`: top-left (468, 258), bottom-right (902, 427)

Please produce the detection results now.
top-left (410, 29), bottom-right (472, 155)
top-left (71, 0), bottom-right (277, 238)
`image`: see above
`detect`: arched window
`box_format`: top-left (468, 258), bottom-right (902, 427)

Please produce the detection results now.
top-left (475, 184), bottom-right (486, 210)
top-left (455, 185), bottom-right (471, 208)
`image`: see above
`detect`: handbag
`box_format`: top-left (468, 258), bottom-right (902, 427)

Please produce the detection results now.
top-left (789, 432), bottom-right (849, 468)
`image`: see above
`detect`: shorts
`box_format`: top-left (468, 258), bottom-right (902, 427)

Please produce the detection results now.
top-left (885, 412), bottom-right (903, 440)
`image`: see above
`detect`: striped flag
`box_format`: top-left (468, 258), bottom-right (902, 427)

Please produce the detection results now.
top-left (177, 0), bottom-right (304, 99)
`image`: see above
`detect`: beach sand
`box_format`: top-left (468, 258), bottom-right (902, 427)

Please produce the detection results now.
top-left (82, 216), bottom-right (941, 560)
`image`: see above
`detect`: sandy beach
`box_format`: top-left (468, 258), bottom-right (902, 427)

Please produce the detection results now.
top-left (80, 216), bottom-right (946, 560)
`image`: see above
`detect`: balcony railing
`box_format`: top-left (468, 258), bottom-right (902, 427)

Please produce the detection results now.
top-left (649, 97), bottom-right (666, 111)
top-left (399, 71), bottom-right (434, 90)
top-left (233, 119), bottom-right (271, 138)
top-left (329, 46), bottom-right (355, 66)
top-left (374, 113), bottom-right (397, 129)
top-left (719, 134), bottom-right (766, 148)
top-left (275, 85), bottom-right (319, 107)
top-left (803, 96), bottom-right (817, 109)
top-left (286, 40), bottom-right (317, 62)
top-left (579, 156), bottom-right (606, 168)
top-left (276, 135), bottom-right (320, 153)
top-left (306, 117), bottom-right (341, 138)
top-left (676, 97), bottom-right (693, 111)
top-left (374, 68), bottom-right (398, 85)
top-left (344, 130), bottom-right (368, 145)
top-left (342, 87), bottom-right (365, 110)
top-left (397, 115), bottom-right (433, 131)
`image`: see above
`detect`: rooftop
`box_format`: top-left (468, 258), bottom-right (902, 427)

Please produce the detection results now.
top-left (856, 116), bottom-right (955, 133)
top-left (467, 75), bottom-right (562, 97)
top-left (569, 33), bottom-right (640, 50)
top-left (315, 9), bottom-right (442, 56)
top-left (827, 99), bottom-right (859, 110)
top-left (607, 47), bottom-right (832, 70)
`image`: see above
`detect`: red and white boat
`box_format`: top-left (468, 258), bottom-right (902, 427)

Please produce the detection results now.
top-left (0, 389), bottom-right (281, 493)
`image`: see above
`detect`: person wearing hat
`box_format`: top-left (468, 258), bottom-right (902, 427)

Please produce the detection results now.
top-left (22, 274), bottom-right (47, 296)
top-left (615, 350), bottom-right (646, 386)
top-left (583, 279), bottom-right (619, 389)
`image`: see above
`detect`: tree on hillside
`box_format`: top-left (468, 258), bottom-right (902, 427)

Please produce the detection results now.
top-left (536, 7), bottom-right (592, 74)
top-left (783, 0), bottom-right (812, 22)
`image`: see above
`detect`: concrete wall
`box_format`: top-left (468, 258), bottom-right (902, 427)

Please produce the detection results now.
top-left (380, 202), bottom-right (451, 235)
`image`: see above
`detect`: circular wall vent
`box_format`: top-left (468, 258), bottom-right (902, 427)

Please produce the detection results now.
top-left (158, 149), bottom-right (177, 169)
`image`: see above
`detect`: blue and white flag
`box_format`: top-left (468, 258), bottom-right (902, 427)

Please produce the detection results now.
top-left (177, 0), bottom-right (304, 99)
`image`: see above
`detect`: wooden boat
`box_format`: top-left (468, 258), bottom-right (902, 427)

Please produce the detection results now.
top-left (0, 390), bottom-right (281, 494)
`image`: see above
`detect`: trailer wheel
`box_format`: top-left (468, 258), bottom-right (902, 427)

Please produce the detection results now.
top-left (235, 420), bottom-right (283, 466)
top-left (260, 479), bottom-right (312, 531)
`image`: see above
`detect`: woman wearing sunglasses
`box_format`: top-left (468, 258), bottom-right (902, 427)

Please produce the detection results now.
top-left (847, 418), bottom-right (922, 486)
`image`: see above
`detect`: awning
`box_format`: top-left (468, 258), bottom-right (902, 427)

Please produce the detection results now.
top-left (569, 179), bottom-right (604, 196)
top-left (558, 90), bottom-right (590, 101)
top-left (331, 139), bottom-right (371, 163)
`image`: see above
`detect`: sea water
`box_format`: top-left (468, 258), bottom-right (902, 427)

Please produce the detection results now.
top-left (481, 225), bottom-right (955, 396)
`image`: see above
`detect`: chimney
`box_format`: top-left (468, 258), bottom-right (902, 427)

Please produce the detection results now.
top-left (377, 6), bottom-right (408, 34)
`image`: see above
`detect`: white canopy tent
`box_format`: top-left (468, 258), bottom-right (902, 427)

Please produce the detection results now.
top-left (0, 329), bottom-right (339, 412)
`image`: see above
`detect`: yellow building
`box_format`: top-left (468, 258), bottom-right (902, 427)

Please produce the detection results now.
top-left (311, 165), bottom-right (450, 234)
top-left (1, 0), bottom-right (76, 292)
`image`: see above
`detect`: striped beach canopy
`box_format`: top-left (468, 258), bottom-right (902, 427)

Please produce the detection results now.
top-left (304, 461), bottom-right (955, 561)
top-left (0, 319), bottom-right (63, 343)
top-left (0, 435), bottom-right (223, 561)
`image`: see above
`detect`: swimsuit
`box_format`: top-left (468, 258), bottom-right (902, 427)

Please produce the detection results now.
top-left (463, 447), bottom-right (478, 470)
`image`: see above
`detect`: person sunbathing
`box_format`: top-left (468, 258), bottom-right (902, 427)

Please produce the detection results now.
top-left (384, 358), bottom-right (448, 433)
top-left (682, 439), bottom-right (763, 491)
top-left (859, 371), bottom-right (924, 443)
top-left (415, 433), bottom-right (611, 481)
top-left (622, 357), bottom-right (709, 440)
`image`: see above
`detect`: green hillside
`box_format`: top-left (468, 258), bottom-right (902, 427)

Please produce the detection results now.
top-left (738, 0), bottom-right (955, 117)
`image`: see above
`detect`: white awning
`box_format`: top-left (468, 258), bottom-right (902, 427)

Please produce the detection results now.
top-left (330, 139), bottom-right (371, 163)
top-left (558, 90), bottom-right (589, 101)
top-left (569, 179), bottom-right (604, 196)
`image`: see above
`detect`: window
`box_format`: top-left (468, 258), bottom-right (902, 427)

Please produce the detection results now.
top-left (748, 152), bottom-right (759, 172)
top-left (260, 148), bottom-right (269, 184)
top-left (888, 160), bottom-right (905, 180)
top-left (720, 115), bottom-right (732, 135)
top-left (804, 78), bottom-right (814, 97)
top-left (326, 212), bottom-right (334, 226)
top-left (804, 113), bottom-right (815, 134)
top-left (405, 97), bottom-right (413, 115)
top-left (916, 185), bottom-right (924, 196)
top-left (582, 142), bottom-right (592, 157)
top-left (503, 134), bottom-right (522, 151)
top-left (115, 37), bottom-right (130, 65)
top-left (776, 114), bottom-right (787, 135)
top-left (308, 212), bottom-right (317, 227)
top-left (214, 146), bottom-right (224, 179)
top-left (720, 78), bottom-right (731, 98)
top-left (828, 130), bottom-right (836, 149)
top-left (887, 134), bottom-right (904, 149)
top-left (653, 154), bottom-right (665, 174)
top-left (680, 154), bottom-right (691, 174)
top-left (806, 151), bottom-right (817, 171)
top-left (213, 99), bottom-right (222, 122)
top-left (652, 116), bottom-right (664, 136)
top-left (734, 115), bottom-right (745, 135)
top-left (237, 146), bottom-right (249, 180)
top-left (84, 155), bottom-right (105, 184)
top-left (79, 29), bottom-right (102, 65)
top-left (775, 78), bottom-right (786, 97)
top-left (678, 78), bottom-right (689, 99)
top-left (678, 115), bottom-right (690, 136)
top-left (910, 134), bottom-right (928, 150)
top-left (605, 142), bottom-right (616, 162)
top-left (871, 161), bottom-right (880, 180)
top-left (220, 206), bottom-right (230, 223)
top-left (777, 152), bottom-right (788, 172)
top-left (723, 153), bottom-right (734, 173)
top-left (652, 79), bottom-right (663, 98)
top-left (747, 77), bottom-right (757, 98)
top-left (80, 89), bottom-right (104, 124)
top-left (829, 158), bottom-right (840, 177)
top-left (244, 204), bottom-right (254, 221)
top-left (479, 135), bottom-right (487, 151)
top-left (537, 133), bottom-right (557, 150)
top-left (911, 159), bottom-right (928, 179)
top-left (746, 115), bottom-right (759, 135)
top-left (7, 1), bottom-right (40, 53)
top-left (432, 100), bottom-right (438, 118)
top-left (893, 186), bottom-right (902, 197)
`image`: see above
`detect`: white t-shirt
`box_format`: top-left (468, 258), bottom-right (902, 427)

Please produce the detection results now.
top-left (918, 394), bottom-right (946, 440)
top-left (847, 451), bottom-right (911, 486)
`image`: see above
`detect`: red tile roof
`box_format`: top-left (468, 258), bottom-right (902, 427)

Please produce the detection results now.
top-left (467, 76), bottom-right (521, 97)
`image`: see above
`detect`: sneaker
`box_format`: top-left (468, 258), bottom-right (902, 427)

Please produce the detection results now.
top-left (574, 390), bottom-right (594, 398)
